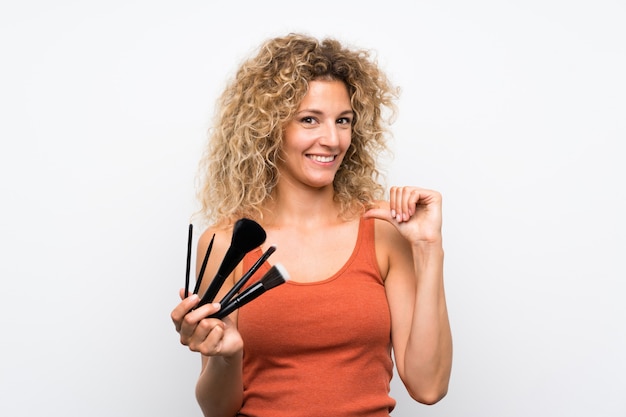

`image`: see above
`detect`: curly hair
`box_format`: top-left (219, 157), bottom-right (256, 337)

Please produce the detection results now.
top-left (195, 33), bottom-right (399, 226)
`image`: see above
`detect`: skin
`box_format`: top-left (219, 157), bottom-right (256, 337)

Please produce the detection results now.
top-left (171, 80), bottom-right (453, 417)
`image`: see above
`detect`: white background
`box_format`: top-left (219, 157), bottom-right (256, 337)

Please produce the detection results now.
top-left (1, 1), bottom-right (625, 416)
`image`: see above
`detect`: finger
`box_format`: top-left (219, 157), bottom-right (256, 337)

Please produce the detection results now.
top-left (173, 297), bottom-right (220, 337)
top-left (393, 186), bottom-right (412, 222)
top-left (411, 188), bottom-right (442, 211)
top-left (363, 205), bottom-right (393, 222)
top-left (171, 294), bottom-right (200, 332)
top-left (389, 186), bottom-right (400, 220)
top-left (188, 319), bottom-right (226, 354)
top-left (364, 199), bottom-right (393, 220)
top-left (180, 302), bottom-right (221, 335)
top-left (395, 187), bottom-right (407, 221)
top-left (403, 188), bottom-right (420, 220)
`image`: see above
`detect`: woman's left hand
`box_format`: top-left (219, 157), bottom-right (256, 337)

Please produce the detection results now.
top-left (364, 186), bottom-right (443, 245)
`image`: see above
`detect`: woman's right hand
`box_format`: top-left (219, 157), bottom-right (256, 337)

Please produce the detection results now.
top-left (171, 289), bottom-right (244, 357)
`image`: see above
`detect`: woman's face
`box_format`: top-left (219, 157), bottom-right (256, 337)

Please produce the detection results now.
top-left (279, 80), bottom-right (353, 190)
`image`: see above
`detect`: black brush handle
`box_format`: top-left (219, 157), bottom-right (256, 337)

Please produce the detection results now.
top-left (210, 282), bottom-right (265, 319)
top-left (184, 224), bottom-right (193, 298)
top-left (219, 245), bottom-right (276, 307)
top-left (197, 218), bottom-right (266, 308)
top-left (193, 234), bottom-right (215, 295)
top-left (197, 246), bottom-right (245, 307)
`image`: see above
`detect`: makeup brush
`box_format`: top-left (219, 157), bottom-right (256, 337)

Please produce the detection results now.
top-left (218, 245), bottom-right (276, 307)
top-left (193, 233), bottom-right (215, 295)
top-left (197, 218), bottom-right (266, 307)
top-left (209, 263), bottom-right (289, 320)
top-left (184, 224), bottom-right (193, 298)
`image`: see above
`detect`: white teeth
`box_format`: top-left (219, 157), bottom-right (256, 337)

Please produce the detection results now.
top-left (309, 155), bottom-right (335, 163)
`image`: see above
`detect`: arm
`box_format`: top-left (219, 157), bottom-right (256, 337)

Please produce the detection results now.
top-left (195, 349), bottom-right (243, 417)
top-left (171, 227), bottom-right (244, 417)
top-left (365, 186), bottom-right (453, 405)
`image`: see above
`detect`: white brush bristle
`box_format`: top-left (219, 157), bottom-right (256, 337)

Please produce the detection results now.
top-left (274, 263), bottom-right (290, 281)
top-left (261, 263), bottom-right (290, 290)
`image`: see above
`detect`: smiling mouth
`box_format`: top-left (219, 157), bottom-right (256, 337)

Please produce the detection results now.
top-left (307, 154), bottom-right (336, 163)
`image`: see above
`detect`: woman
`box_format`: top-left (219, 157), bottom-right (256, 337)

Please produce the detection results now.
top-left (171, 33), bottom-right (452, 417)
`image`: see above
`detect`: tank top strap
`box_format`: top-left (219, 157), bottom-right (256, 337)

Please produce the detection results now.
top-left (355, 216), bottom-right (383, 284)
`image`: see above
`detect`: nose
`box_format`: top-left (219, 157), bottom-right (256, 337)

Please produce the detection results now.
top-left (318, 121), bottom-right (340, 148)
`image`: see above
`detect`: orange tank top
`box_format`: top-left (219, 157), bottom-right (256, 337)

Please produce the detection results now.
top-left (237, 217), bottom-right (395, 417)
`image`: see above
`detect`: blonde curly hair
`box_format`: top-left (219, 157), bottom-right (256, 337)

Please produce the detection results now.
top-left (196, 33), bottom-right (399, 226)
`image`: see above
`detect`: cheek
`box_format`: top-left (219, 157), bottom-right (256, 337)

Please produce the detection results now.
top-left (341, 138), bottom-right (356, 161)
top-left (282, 126), bottom-right (310, 150)
top-left (340, 132), bottom-right (353, 152)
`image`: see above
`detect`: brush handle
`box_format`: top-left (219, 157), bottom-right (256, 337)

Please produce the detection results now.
top-left (219, 245), bottom-right (276, 307)
top-left (210, 282), bottom-right (265, 319)
top-left (184, 224), bottom-right (193, 298)
top-left (197, 246), bottom-right (245, 307)
top-left (197, 217), bottom-right (267, 308)
top-left (193, 234), bottom-right (215, 295)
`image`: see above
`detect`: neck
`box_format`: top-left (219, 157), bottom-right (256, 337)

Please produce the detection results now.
top-left (263, 181), bottom-right (342, 228)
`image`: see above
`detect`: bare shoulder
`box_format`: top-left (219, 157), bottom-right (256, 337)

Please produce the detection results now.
top-left (373, 219), bottom-right (412, 281)
top-left (373, 218), bottom-right (411, 254)
top-left (198, 223), bottom-right (233, 255)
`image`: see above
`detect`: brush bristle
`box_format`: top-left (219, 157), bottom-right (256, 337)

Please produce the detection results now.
top-left (232, 218), bottom-right (267, 252)
top-left (261, 263), bottom-right (289, 290)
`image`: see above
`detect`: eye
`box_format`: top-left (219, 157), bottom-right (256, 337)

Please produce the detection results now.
top-left (300, 116), bottom-right (318, 125)
top-left (337, 117), bottom-right (352, 126)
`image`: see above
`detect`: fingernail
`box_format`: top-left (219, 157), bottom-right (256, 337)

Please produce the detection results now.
top-left (390, 209), bottom-right (396, 218)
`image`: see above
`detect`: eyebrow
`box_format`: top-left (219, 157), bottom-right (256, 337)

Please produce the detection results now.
top-left (296, 109), bottom-right (354, 117)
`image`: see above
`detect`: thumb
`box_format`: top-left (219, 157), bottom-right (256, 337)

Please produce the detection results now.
top-left (364, 203), bottom-right (393, 222)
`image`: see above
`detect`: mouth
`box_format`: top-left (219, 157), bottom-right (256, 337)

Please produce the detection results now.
top-left (307, 154), bottom-right (336, 163)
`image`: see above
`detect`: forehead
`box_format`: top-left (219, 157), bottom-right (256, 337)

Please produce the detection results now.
top-left (298, 80), bottom-right (351, 110)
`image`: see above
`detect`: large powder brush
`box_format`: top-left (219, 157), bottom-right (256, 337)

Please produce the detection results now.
top-left (197, 218), bottom-right (267, 308)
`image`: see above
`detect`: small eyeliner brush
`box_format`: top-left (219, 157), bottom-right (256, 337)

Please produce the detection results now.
top-left (193, 233), bottom-right (215, 295)
top-left (184, 224), bottom-right (193, 298)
